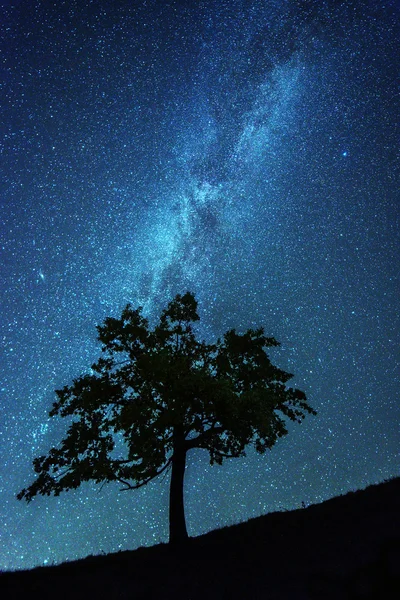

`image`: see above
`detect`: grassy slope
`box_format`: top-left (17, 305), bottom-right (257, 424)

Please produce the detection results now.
top-left (1, 477), bottom-right (399, 599)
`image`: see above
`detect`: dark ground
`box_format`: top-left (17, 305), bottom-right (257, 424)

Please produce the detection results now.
top-left (1, 477), bottom-right (399, 599)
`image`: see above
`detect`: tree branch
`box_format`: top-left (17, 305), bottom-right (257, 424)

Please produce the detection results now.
top-left (213, 450), bottom-right (241, 459)
top-left (117, 457), bottom-right (172, 491)
top-left (185, 425), bottom-right (225, 450)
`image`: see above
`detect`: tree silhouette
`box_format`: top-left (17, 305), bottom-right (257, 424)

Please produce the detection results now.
top-left (18, 292), bottom-right (316, 544)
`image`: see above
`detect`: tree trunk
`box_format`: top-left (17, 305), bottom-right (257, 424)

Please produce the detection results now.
top-left (169, 425), bottom-right (188, 545)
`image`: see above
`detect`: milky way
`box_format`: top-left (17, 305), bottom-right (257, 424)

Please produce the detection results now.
top-left (1, 0), bottom-right (399, 570)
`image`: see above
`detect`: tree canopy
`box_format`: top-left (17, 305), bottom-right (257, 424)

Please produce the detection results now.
top-left (18, 292), bottom-right (316, 543)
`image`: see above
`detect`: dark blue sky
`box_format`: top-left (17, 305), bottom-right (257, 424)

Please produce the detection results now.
top-left (1, 0), bottom-right (399, 570)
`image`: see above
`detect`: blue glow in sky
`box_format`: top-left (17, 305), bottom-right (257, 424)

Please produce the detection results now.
top-left (1, 0), bottom-right (399, 570)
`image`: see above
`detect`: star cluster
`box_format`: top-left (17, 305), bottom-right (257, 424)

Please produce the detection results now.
top-left (1, 0), bottom-right (399, 570)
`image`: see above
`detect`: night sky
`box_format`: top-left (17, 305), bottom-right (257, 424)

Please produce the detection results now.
top-left (1, 0), bottom-right (399, 571)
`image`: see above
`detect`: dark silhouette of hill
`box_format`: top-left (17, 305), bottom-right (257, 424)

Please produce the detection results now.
top-left (2, 477), bottom-right (399, 599)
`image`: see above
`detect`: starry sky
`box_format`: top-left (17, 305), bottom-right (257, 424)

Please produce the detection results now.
top-left (1, 0), bottom-right (399, 571)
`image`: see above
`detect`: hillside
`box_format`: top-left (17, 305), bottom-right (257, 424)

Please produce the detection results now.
top-left (2, 477), bottom-right (399, 599)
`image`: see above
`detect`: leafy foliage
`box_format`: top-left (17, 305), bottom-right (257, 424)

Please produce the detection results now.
top-left (18, 292), bottom-right (316, 503)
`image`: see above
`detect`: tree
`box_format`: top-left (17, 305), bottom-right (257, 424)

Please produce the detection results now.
top-left (18, 292), bottom-right (316, 544)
